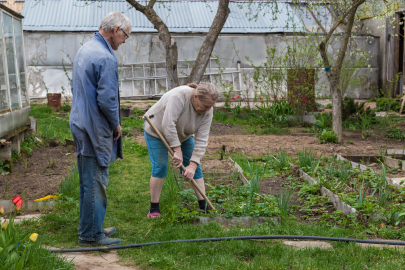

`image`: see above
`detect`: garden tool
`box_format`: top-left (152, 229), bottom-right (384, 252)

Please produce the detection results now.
top-left (144, 115), bottom-right (215, 210)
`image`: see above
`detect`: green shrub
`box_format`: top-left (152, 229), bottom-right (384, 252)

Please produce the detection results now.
top-left (376, 97), bottom-right (401, 112)
top-left (317, 129), bottom-right (338, 144)
top-left (314, 113), bottom-right (332, 129)
top-left (387, 127), bottom-right (405, 140)
top-left (325, 103), bottom-right (332, 109)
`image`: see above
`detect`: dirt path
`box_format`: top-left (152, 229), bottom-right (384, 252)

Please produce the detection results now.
top-left (53, 249), bottom-right (137, 270)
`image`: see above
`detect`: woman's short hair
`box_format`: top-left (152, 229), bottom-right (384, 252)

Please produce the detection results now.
top-left (188, 83), bottom-right (219, 103)
top-left (99, 12), bottom-right (132, 33)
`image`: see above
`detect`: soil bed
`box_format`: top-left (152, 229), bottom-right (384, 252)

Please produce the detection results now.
top-left (0, 144), bottom-right (76, 201)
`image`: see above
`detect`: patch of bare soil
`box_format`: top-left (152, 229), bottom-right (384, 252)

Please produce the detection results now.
top-left (200, 158), bottom-right (235, 173)
top-left (0, 144), bottom-right (76, 201)
top-left (136, 126), bottom-right (405, 159)
top-left (209, 122), bottom-right (249, 136)
top-left (206, 133), bottom-right (405, 158)
top-left (51, 248), bottom-right (137, 270)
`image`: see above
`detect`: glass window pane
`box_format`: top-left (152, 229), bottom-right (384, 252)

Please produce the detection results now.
top-left (13, 19), bottom-right (27, 107)
top-left (0, 14), bottom-right (9, 112)
top-left (4, 14), bottom-right (20, 110)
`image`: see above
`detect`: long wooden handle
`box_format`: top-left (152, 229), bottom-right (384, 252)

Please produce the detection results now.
top-left (144, 115), bottom-right (215, 210)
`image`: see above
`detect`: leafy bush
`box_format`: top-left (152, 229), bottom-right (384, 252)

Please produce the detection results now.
top-left (314, 113), bottom-right (332, 129)
top-left (387, 127), bottom-right (405, 140)
top-left (325, 103), bottom-right (332, 109)
top-left (376, 97), bottom-right (401, 112)
top-left (342, 97), bottom-right (375, 120)
top-left (317, 129), bottom-right (338, 144)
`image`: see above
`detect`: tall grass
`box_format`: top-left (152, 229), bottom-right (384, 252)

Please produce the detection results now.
top-left (297, 147), bottom-right (322, 174)
top-left (60, 165), bottom-right (80, 200)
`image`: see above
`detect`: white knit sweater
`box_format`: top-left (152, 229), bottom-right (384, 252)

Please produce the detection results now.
top-left (143, 85), bottom-right (213, 165)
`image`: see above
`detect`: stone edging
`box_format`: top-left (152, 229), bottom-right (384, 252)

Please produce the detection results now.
top-left (384, 156), bottom-right (405, 171)
top-left (228, 157), bottom-right (248, 184)
top-left (0, 200), bottom-right (55, 214)
top-left (298, 170), bottom-right (357, 215)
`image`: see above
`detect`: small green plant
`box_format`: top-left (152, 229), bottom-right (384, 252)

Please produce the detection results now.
top-left (247, 160), bottom-right (267, 194)
top-left (273, 148), bottom-right (289, 170)
top-left (276, 189), bottom-right (294, 217)
top-left (297, 147), bottom-right (322, 174)
top-left (386, 127), bottom-right (405, 140)
top-left (337, 161), bottom-right (351, 183)
top-left (355, 182), bottom-right (367, 206)
top-left (231, 105), bottom-right (241, 117)
top-left (314, 113), bottom-right (332, 130)
top-left (325, 103), bottom-right (332, 109)
top-left (347, 140), bottom-right (354, 144)
top-left (316, 129), bottom-right (338, 144)
top-left (0, 161), bottom-right (10, 174)
top-left (395, 212), bottom-right (405, 225)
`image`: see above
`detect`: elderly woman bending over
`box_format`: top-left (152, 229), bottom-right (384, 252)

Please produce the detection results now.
top-left (143, 83), bottom-right (218, 218)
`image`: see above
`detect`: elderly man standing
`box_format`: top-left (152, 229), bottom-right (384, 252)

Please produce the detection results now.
top-left (70, 12), bottom-right (131, 246)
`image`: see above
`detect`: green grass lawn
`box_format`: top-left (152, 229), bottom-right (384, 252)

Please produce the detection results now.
top-left (16, 104), bottom-right (405, 269)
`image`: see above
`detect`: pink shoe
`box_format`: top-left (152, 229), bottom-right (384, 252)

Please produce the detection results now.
top-left (147, 211), bottom-right (161, 218)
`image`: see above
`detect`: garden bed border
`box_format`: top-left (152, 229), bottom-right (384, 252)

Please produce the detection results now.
top-left (1, 199), bottom-right (54, 214)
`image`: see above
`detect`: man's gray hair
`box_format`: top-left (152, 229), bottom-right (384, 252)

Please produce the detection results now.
top-left (99, 12), bottom-right (132, 33)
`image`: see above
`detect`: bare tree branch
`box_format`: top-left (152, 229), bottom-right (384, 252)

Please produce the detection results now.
top-left (321, 0), bottom-right (365, 46)
top-left (306, 4), bottom-right (327, 33)
top-left (126, 0), bottom-right (179, 89)
top-left (186, 0), bottom-right (231, 84)
top-left (335, 7), bottom-right (359, 73)
top-left (148, 0), bottom-right (156, 8)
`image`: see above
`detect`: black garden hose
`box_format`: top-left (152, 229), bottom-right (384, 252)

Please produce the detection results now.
top-left (49, 235), bottom-right (405, 253)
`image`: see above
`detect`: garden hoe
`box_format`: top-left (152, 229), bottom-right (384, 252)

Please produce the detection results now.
top-left (144, 115), bottom-right (216, 210)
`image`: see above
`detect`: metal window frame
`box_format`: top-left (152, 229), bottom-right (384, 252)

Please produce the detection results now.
top-left (1, 8), bottom-right (24, 111)
top-left (11, 16), bottom-right (22, 109)
top-left (119, 58), bottom-right (245, 97)
top-left (0, 10), bottom-right (11, 113)
top-left (0, 8), bottom-right (27, 113)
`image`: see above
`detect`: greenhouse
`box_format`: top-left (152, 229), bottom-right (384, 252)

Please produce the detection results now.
top-left (0, 3), bottom-right (31, 161)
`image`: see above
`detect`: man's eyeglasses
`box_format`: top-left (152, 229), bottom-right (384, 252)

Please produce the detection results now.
top-left (120, 28), bottom-right (129, 40)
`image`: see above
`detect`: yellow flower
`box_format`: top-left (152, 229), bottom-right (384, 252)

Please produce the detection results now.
top-left (1, 220), bottom-right (8, 230)
top-left (30, 233), bottom-right (39, 242)
top-left (0, 206), bottom-right (4, 215)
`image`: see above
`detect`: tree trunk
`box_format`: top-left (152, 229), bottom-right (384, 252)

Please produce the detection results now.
top-left (126, 0), bottom-right (179, 89)
top-left (316, 0), bottom-right (364, 141)
top-left (330, 75), bottom-right (343, 141)
top-left (186, 0), bottom-right (230, 84)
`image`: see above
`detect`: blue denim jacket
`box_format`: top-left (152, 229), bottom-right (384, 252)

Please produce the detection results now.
top-left (69, 33), bottom-right (123, 167)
